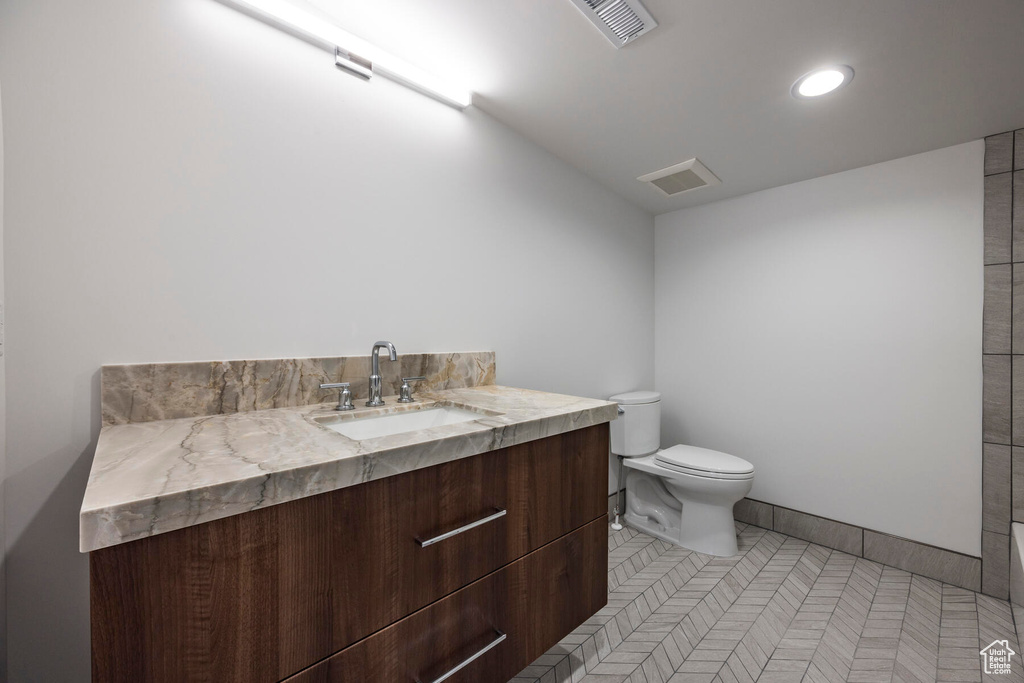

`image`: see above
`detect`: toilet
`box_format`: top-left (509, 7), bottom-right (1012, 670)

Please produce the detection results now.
top-left (610, 391), bottom-right (754, 557)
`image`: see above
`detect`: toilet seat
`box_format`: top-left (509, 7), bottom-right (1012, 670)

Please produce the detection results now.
top-left (655, 445), bottom-right (754, 480)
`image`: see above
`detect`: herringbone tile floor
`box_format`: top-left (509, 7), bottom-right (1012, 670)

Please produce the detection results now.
top-left (510, 522), bottom-right (1024, 683)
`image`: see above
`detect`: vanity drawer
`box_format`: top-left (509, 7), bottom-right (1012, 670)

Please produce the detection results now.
top-left (90, 424), bottom-right (609, 683)
top-left (282, 516), bottom-right (608, 683)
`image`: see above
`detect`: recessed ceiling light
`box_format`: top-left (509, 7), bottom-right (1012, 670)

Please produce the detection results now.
top-left (791, 65), bottom-right (854, 99)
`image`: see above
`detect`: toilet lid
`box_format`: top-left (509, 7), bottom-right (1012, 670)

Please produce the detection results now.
top-left (609, 390), bottom-right (661, 405)
top-left (655, 445), bottom-right (754, 479)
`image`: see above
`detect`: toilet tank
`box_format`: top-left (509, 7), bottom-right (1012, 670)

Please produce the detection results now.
top-left (609, 391), bottom-right (661, 457)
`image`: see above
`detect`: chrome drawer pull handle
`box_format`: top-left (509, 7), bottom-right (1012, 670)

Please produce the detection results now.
top-left (417, 630), bottom-right (507, 683)
top-left (416, 508), bottom-right (507, 548)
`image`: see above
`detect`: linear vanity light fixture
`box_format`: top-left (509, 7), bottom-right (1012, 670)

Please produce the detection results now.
top-left (220, 0), bottom-right (473, 109)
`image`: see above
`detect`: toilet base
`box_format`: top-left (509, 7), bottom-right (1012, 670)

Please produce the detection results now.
top-left (623, 464), bottom-right (747, 558)
top-left (624, 503), bottom-right (740, 557)
top-left (675, 499), bottom-right (740, 557)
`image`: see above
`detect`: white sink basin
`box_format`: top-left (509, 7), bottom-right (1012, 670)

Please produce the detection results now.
top-left (320, 405), bottom-right (488, 441)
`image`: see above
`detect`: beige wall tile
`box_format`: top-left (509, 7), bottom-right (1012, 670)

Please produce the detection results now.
top-left (986, 172), bottom-right (1012, 264)
top-left (984, 444), bottom-right (1011, 533)
top-left (986, 132), bottom-right (1014, 175)
top-left (984, 355), bottom-right (1011, 444)
top-left (983, 530), bottom-right (1011, 599)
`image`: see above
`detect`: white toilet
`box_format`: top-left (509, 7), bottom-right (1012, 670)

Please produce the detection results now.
top-left (610, 391), bottom-right (754, 557)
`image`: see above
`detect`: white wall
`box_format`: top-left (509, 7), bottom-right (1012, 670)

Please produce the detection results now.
top-left (0, 1), bottom-right (655, 680)
top-left (655, 141), bottom-right (983, 556)
top-left (0, 78), bottom-right (7, 683)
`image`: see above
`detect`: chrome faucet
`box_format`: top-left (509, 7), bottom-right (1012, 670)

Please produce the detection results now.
top-left (367, 340), bottom-right (397, 406)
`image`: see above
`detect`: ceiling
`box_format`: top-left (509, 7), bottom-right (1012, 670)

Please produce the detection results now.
top-left (304, 0), bottom-right (1024, 215)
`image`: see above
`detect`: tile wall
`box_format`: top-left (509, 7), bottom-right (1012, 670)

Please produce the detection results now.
top-left (983, 128), bottom-right (1024, 598)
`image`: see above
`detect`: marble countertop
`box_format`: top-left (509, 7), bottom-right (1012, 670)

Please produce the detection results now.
top-left (80, 385), bottom-right (617, 552)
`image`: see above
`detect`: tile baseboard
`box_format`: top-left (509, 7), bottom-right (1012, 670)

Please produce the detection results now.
top-left (613, 491), bottom-right (985, 594)
top-left (870, 530), bottom-right (982, 594)
top-left (774, 506), bottom-right (863, 556)
top-left (733, 498), bottom-right (772, 530)
top-left (733, 496), bottom-right (982, 592)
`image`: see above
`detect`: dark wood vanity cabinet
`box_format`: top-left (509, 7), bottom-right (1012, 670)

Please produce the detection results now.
top-left (90, 424), bottom-right (610, 683)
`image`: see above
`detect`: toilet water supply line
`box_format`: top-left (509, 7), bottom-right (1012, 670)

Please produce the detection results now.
top-left (611, 406), bottom-right (626, 531)
top-left (611, 455), bottom-right (625, 531)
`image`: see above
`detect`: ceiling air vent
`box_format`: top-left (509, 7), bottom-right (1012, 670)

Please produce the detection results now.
top-left (567, 0), bottom-right (658, 48)
top-left (638, 158), bottom-right (722, 197)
